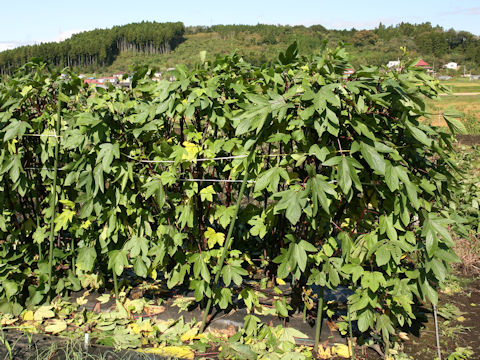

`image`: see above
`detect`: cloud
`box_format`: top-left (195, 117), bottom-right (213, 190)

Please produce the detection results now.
top-left (439, 7), bottom-right (480, 16)
top-left (0, 29), bottom-right (83, 53)
top-left (0, 42), bottom-right (20, 52)
top-left (55, 29), bottom-right (82, 42)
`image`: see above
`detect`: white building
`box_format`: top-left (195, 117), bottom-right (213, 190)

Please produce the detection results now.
top-left (444, 62), bottom-right (458, 70)
top-left (387, 60), bottom-right (400, 69)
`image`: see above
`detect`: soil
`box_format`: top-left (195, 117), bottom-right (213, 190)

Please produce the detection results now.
top-left (402, 277), bottom-right (480, 360)
top-left (457, 134), bottom-right (480, 146)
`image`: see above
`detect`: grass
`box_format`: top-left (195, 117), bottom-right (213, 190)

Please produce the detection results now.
top-left (426, 95), bottom-right (480, 133)
top-left (0, 336), bottom-right (154, 360)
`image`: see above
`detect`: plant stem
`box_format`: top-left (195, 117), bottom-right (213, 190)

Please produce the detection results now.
top-left (200, 146), bottom-right (256, 333)
top-left (314, 286), bottom-right (324, 354)
top-left (47, 82), bottom-right (62, 302)
top-left (71, 238), bottom-right (75, 271)
top-left (113, 270), bottom-right (119, 301)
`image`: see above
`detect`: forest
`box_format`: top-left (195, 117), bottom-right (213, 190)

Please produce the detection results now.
top-left (0, 21), bottom-right (185, 74)
top-left (0, 21), bottom-right (479, 75)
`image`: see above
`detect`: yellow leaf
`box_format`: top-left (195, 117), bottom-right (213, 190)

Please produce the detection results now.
top-left (151, 269), bottom-right (157, 280)
top-left (33, 306), bottom-right (55, 321)
top-left (204, 227), bottom-right (225, 249)
top-left (130, 323), bottom-right (141, 335)
top-left (182, 141), bottom-right (200, 161)
top-left (180, 327), bottom-right (199, 342)
top-left (23, 311), bottom-right (34, 321)
top-left (276, 278), bottom-right (286, 286)
top-left (81, 219), bottom-right (92, 229)
top-left (331, 343), bottom-right (352, 358)
top-left (140, 345), bottom-right (194, 359)
top-left (59, 199), bottom-right (75, 209)
top-left (45, 319), bottom-right (67, 334)
top-left (457, 316), bottom-right (466, 322)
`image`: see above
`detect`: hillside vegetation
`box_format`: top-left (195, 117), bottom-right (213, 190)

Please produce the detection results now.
top-left (0, 21), bottom-right (479, 75)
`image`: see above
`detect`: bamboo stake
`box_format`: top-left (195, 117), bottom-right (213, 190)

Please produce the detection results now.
top-left (47, 82), bottom-right (62, 301)
top-left (314, 286), bottom-right (324, 354)
top-left (200, 147), bottom-right (256, 333)
top-left (348, 301), bottom-right (355, 360)
top-left (433, 304), bottom-right (442, 360)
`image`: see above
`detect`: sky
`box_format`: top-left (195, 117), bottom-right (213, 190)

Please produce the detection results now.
top-left (1, 0), bottom-right (479, 52)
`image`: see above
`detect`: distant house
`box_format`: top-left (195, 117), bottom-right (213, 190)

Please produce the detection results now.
top-left (437, 75), bottom-right (452, 80)
top-left (83, 79), bottom-right (107, 89)
top-left (444, 62), bottom-right (458, 70)
top-left (103, 76), bottom-right (118, 84)
top-left (387, 60), bottom-right (400, 69)
top-left (113, 72), bottom-right (126, 80)
top-left (415, 59), bottom-right (430, 69)
top-left (84, 79), bottom-right (100, 85)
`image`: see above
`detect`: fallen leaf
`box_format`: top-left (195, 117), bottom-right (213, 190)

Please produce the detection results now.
top-left (316, 344), bottom-right (331, 359)
top-left (398, 332), bottom-right (410, 341)
top-left (331, 343), bottom-right (352, 358)
top-left (1, 315), bottom-right (17, 325)
top-left (45, 319), bottom-right (67, 334)
top-left (457, 316), bottom-right (466, 322)
top-left (93, 302), bottom-right (101, 313)
top-left (144, 305), bottom-right (165, 316)
top-left (180, 327), bottom-right (199, 342)
top-left (140, 345), bottom-right (194, 359)
top-left (34, 306), bottom-right (55, 321)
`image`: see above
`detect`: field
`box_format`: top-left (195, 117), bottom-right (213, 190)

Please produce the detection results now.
top-left (427, 92), bottom-right (480, 133)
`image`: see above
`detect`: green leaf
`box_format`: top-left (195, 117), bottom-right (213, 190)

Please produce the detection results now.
top-left (375, 245), bottom-right (391, 267)
top-left (338, 157), bottom-right (352, 194)
top-left (443, 108), bottom-right (466, 134)
top-left (357, 309), bottom-right (374, 332)
top-left (77, 247), bottom-right (97, 272)
top-left (3, 280), bottom-right (19, 300)
top-left (275, 189), bottom-right (307, 225)
top-left (108, 250), bottom-right (129, 276)
top-left (93, 164), bottom-right (104, 195)
top-left (308, 175), bottom-right (336, 215)
top-left (360, 142), bottom-right (386, 175)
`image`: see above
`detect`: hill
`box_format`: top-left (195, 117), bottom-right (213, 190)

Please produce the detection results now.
top-left (1, 21), bottom-right (479, 75)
